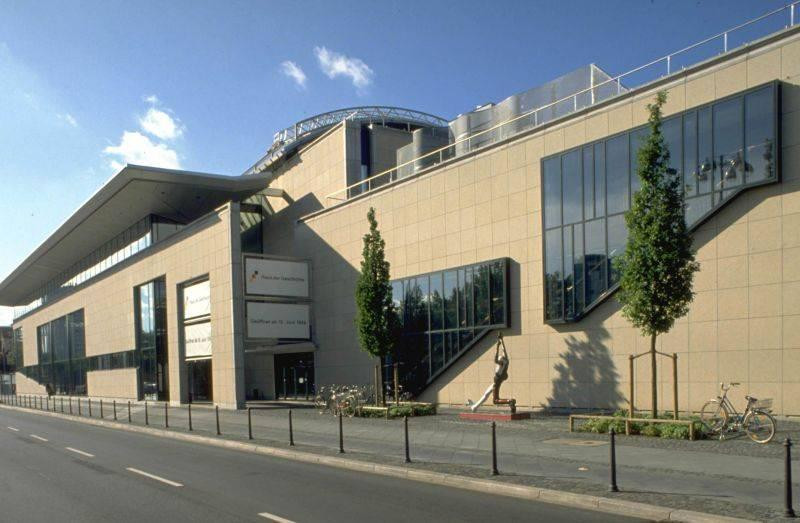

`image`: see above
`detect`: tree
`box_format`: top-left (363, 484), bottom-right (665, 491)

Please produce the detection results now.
top-left (617, 91), bottom-right (699, 418)
top-left (355, 207), bottom-right (398, 361)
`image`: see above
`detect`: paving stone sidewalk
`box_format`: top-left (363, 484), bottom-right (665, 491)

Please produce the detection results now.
top-left (13, 396), bottom-right (800, 521)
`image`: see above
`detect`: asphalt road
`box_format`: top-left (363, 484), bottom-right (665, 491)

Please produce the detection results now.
top-left (0, 408), bottom-right (643, 522)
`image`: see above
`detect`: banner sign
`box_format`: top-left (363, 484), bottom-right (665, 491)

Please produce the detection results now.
top-left (183, 280), bottom-right (211, 320)
top-left (245, 258), bottom-right (309, 298)
top-left (246, 301), bottom-right (310, 340)
top-left (184, 321), bottom-right (212, 358)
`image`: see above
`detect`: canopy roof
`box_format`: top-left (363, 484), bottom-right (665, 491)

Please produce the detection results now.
top-left (0, 165), bottom-right (272, 306)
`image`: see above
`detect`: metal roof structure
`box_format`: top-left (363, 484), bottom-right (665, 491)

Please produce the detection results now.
top-left (0, 165), bottom-right (276, 306)
top-left (243, 106), bottom-right (448, 175)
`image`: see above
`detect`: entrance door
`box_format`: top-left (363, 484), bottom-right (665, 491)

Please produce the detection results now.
top-left (274, 352), bottom-right (314, 400)
top-left (135, 277), bottom-right (168, 401)
top-left (187, 359), bottom-right (212, 402)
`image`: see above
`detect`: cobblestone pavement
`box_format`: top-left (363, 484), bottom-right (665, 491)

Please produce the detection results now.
top-left (11, 396), bottom-right (800, 521)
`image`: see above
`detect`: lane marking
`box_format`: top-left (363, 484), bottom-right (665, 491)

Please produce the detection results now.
top-left (258, 513), bottom-right (296, 523)
top-left (126, 467), bottom-right (183, 487)
top-left (66, 447), bottom-right (94, 458)
top-left (30, 434), bottom-right (48, 442)
top-left (7, 426), bottom-right (19, 432)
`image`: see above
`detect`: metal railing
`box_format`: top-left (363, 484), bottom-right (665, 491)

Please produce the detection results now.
top-left (326, 1), bottom-right (800, 203)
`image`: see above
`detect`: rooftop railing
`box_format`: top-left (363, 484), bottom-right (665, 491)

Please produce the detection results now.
top-left (326, 1), bottom-right (800, 203)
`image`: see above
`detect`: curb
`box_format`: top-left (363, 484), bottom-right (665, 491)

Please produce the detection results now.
top-left (0, 403), bottom-right (754, 523)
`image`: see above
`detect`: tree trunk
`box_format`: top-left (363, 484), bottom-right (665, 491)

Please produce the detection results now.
top-left (650, 333), bottom-right (658, 419)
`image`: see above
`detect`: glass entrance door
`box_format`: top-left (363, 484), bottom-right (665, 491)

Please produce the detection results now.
top-left (135, 277), bottom-right (168, 401)
top-left (274, 352), bottom-right (314, 400)
top-left (187, 359), bottom-right (212, 402)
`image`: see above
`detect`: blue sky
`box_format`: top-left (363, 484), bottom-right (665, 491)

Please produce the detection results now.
top-left (0, 0), bottom-right (790, 324)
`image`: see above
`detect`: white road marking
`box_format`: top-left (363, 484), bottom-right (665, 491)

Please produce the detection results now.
top-left (126, 467), bottom-right (183, 487)
top-left (7, 426), bottom-right (19, 432)
top-left (66, 447), bottom-right (94, 458)
top-left (258, 512), bottom-right (296, 523)
top-left (30, 434), bottom-right (48, 442)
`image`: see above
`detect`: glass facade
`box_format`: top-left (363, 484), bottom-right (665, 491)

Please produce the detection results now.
top-left (135, 278), bottom-right (168, 401)
top-left (543, 83), bottom-right (778, 323)
top-left (29, 310), bottom-right (87, 395)
top-left (391, 258), bottom-right (508, 398)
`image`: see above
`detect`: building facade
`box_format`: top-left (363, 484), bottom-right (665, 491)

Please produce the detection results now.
top-left (3, 18), bottom-right (800, 414)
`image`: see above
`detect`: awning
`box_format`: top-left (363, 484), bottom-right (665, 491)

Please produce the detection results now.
top-left (0, 164), bottom-right (274, 306)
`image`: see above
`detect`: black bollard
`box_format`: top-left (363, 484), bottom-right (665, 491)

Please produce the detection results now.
top-left (338, 412), bottom-right (344, 453)
top-left (45, 397), bottom-right (48, 411)
top-left (248, 408), bottom-right (253, 440)
top-left (127, 401), bottom-right (131, 423)
top-left (113, 400), bottom-right (117, 421)
top-left (188, 403), bottom-right (192, 431)
top-left (78, 398), bottom-right (82, 416)
top-left (88, 398), bottom-right (92, 417)
top-left (491, 421), bottom-right (498, 476)
top-left (289, 409), bottom-right (294, 446)
top-left (609, 428), bottom-right (619, 492)
top-left (60, 397), bottom-right (64, 413)
top-left (100, 399), bottom-right (104, 419)
top-left (145, 401), bottom-right (148, 425)
top-left (215, 405), bottom-right (221, 435)
top-left (165, 402), bottom-right (168, 428)
top-left (786, 438), bottom-right (796, 518)
top-left (69, 397), bottom-right (72, 415)
top-left (404, 416), bottom-right (411, 463)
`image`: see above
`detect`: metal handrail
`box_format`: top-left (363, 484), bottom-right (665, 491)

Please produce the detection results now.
top-left (326, 1), bottom-right (799, 202)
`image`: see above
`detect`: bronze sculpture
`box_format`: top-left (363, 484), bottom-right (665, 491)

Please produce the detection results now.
top-left (467, 333), bottom-right (516, 414)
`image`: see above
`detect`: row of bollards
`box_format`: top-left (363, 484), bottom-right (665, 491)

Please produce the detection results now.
top-left (3, 391), bottom-right (793, 516)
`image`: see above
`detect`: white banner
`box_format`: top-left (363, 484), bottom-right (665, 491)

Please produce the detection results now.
top-left (184, 321), bottom-right (212, 358)
top-left (245, 258), bottom-right (309, 298)
top-left (246, 301), bottom-right (310, 340)
top-left (183, 280), bottom-right (211, 320)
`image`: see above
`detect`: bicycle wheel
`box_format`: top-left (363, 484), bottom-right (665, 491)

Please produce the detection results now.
top-left (743, 409), bottom-right (776, 444)
top-left (700, 399), bottom-right (728, 434)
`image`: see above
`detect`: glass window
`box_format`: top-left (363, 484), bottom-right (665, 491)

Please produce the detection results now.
top-left (562, 150), bottom-right (582, 225)
top-left (583, 146), bottom-right (594, 219)
top-left (683, 111), bottom-right (698, 197)
top-left (543, 157), bottom-right (561, 228)
top-left (713, 97), bottom-right (744, 194)
top-left (430, 333), bottom-right (444, 374)
top-left (594, 142), bottom-right (605, 216)
top-left (545, 228), bottom-right (563, 320)
top-left (745, 86), bottom-right (776, 184)
top-left (584, 218), bottom-right (606, 305)
top-left (52, 317), bottom-right (68, 362)
top-left (443, 271), bottom-right (458, 329)
top-left (606, 134), bottom-right (629, 214)
top-left (607, 214), bottom-right (628, 285)
top-left (490, 260), bottom-right (505, 325)
top-left (430, 273), bottom-right (444, 330)
top-left (474, 265), bottom-right (490, 326)
top-left (573, 223), bottom-right (585, 314)
top-left (698, 107), bottom-right (713, 194)
top-left (663, 116), bottom-right (682, 184)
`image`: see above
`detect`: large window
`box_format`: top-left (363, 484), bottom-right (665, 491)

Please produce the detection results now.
top-left (135, 277), bottom-right (168, 401)
top-left (30, 310), bottom-right (86, 394)
top-left (542, 82), bottom-right (778, 322)
top-left (391, 258), bottom-right (508, 397)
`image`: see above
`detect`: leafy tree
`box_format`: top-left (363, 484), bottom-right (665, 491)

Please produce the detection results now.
top-left (617, 91), bottom-right (699, 418)
top-left (355, 207), bottom-right (399, 361)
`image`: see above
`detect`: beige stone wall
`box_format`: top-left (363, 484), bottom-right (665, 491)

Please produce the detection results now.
top-left (86, 369), bottom-right (138, 399)
top-left (269, 29), bottom-right (800, 415)
top-left (13, 204), bottom-right (243, 407)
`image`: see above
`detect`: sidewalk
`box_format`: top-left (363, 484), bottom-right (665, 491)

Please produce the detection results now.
top-left (9, 396), bottom-right (800, 521)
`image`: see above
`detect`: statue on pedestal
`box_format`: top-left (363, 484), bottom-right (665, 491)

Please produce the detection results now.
top-left (466, 333), bottom-right (516, 414)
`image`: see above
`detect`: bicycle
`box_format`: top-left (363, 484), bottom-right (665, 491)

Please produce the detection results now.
top-left (699, 382), bottom-right (776, 444)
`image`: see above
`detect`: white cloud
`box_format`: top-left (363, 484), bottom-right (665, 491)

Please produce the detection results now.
top-left (103, 131), bottom-right (181, 171)
top-left (280, 60), bottom-right (307, 89)
top-left (57, 113), bottom-right (78, 127)
top-left (143, 94), bottom-right (159, 104)
top-left (139, 107), bottom-right (183, 140)
top-left (314, 46), bottom-right (374, 91)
